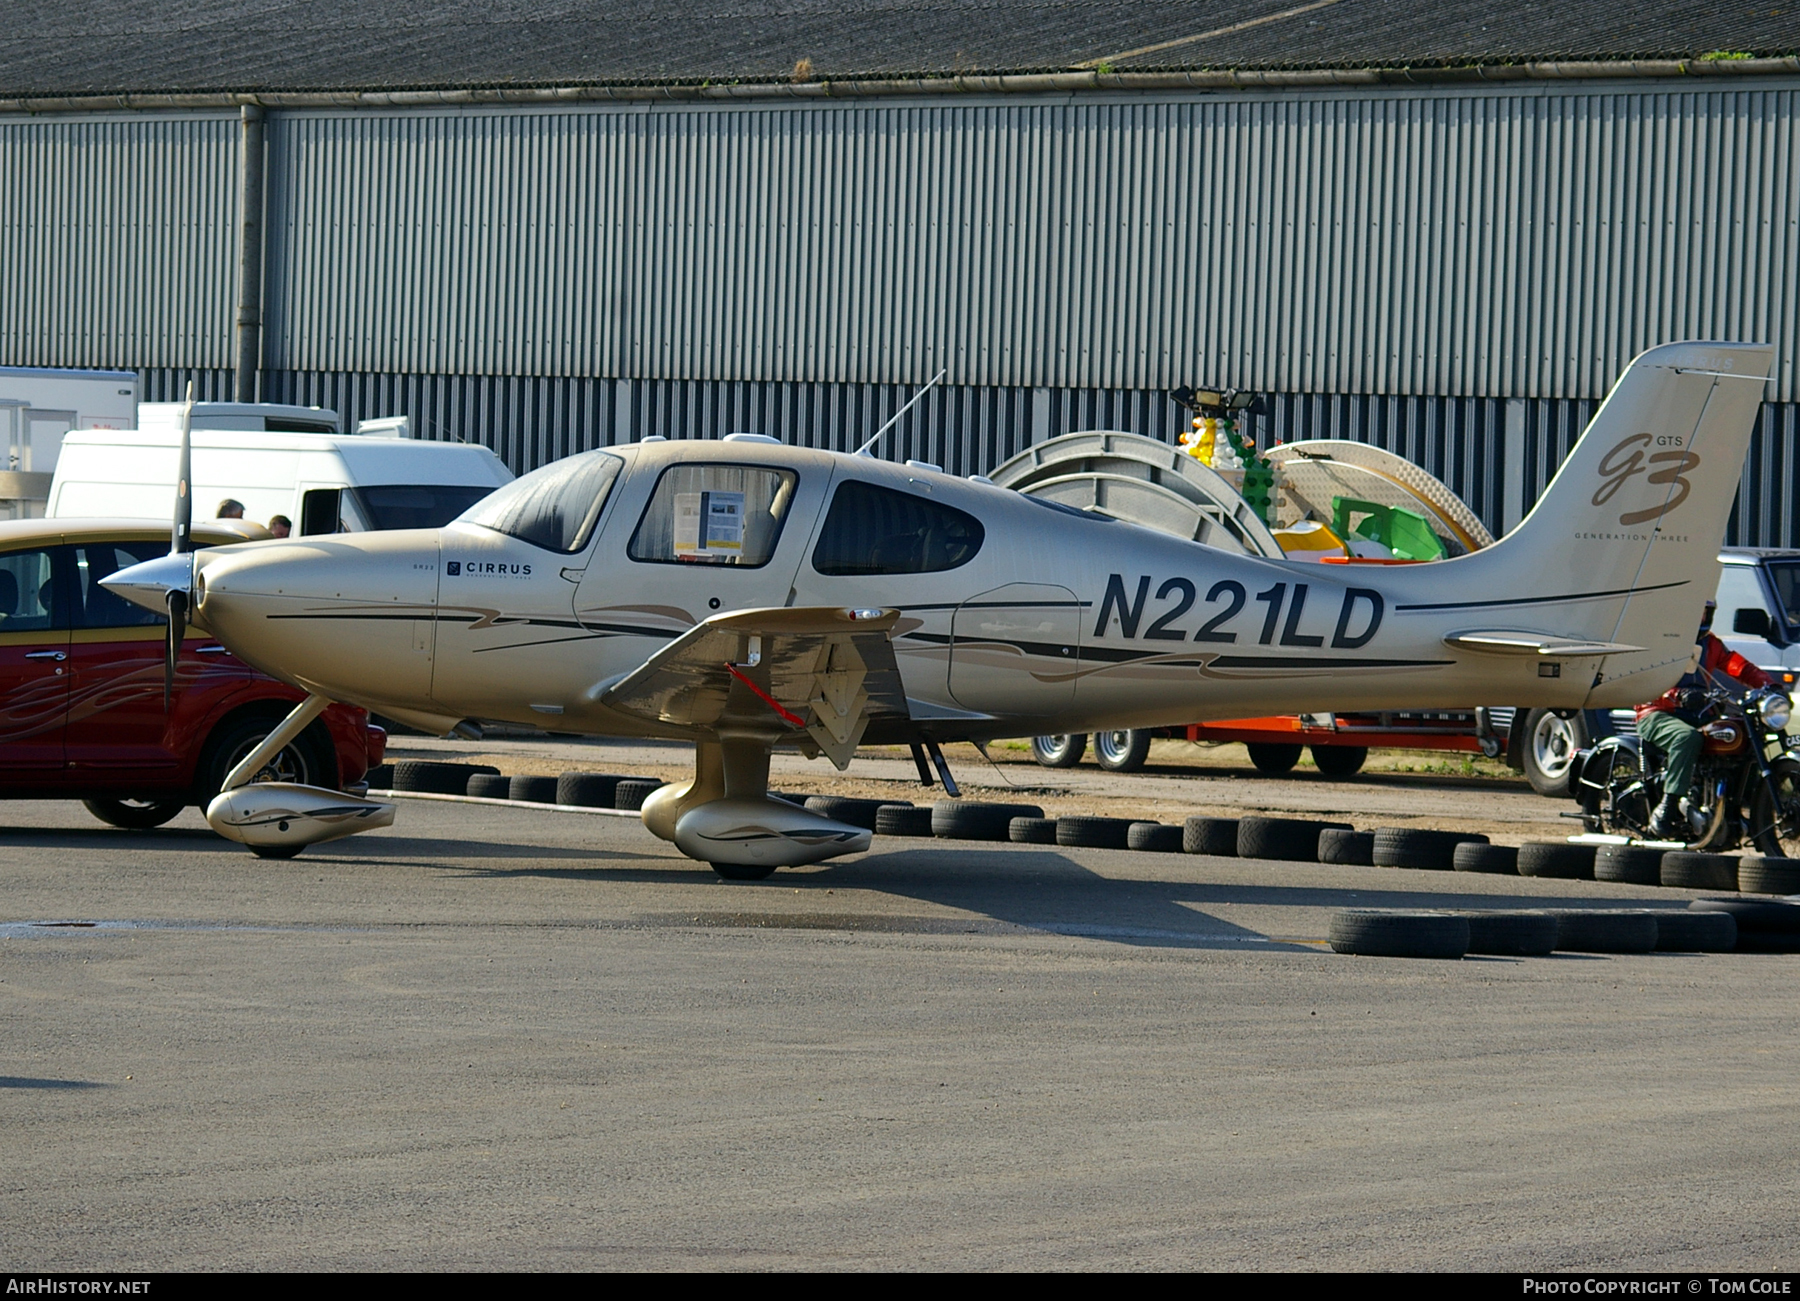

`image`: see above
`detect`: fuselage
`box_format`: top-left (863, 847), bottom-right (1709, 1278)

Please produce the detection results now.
top-left (165, 437), bottom-right (1657, 744)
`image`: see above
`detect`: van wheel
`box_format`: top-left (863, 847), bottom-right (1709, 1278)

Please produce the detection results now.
top-left (83, 798), bottom-right (185, 830)
top-left (1030, 734), bottom-right (1087, 768)
top-left (1521, 709), bottom-right (1587, 796)
top-left (1093, 730), bottom-right (1151, 772)
top-left (195, 714), bottom-right (330, 806)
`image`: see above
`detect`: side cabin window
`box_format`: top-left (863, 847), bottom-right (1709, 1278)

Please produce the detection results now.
top-left (458, 450), bottom-right (622, 554)
top-left (811, 480), bottom-right (984, 576)
top-left (628, 464), bottom-right (798, 568)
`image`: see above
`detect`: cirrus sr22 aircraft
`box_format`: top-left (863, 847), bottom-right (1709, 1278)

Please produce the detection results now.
top-left (104, 342), bottom-right (1774, 877)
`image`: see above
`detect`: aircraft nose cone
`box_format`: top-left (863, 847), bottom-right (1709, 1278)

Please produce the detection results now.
top-left (100, 551), bottom-right (194, 614)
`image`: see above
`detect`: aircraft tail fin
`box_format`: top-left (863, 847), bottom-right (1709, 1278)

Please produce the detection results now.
top-left (1456, 341), bottom-right (1772, 705)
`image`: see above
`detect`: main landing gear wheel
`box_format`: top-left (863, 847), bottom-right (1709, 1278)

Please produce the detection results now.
top-left (82, 798), bottom-right (185, 830)
top-left (1093, 730), bottom-right (1150, 772)
top-left (251, 844), bottom-right (306, 861)
top-left (712, 862), bottom-right (778, 881)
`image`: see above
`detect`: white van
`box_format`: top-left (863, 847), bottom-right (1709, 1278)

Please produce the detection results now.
top-left (49, 404), bottom-right (513, 534)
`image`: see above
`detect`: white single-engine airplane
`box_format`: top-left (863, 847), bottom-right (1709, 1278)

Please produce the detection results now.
top-left (105, 342), bottom-right (1775, 877)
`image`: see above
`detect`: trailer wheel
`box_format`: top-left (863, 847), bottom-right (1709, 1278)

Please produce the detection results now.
top-left (1093, 730), bottom-right (1150, 772)
top-left (1030, 735), bottom-right (1086, 768)
top-left (1246, 743), bottom-right (1301, 775)
top-left (1309, 745), bottom-right (1368, 777)
top-left (1521, 708), bottom-right (1588, 796)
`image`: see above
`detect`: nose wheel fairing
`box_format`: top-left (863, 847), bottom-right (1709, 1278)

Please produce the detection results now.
top-left (205, 781), bottom-right (396, 852)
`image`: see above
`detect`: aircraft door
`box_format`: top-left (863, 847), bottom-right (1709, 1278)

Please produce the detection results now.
top-left (949, 583), bottom-right (1081, 716)
top-left (576, 457), bottom-right (827, 642)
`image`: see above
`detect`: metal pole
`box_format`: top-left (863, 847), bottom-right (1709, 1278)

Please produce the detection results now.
top-left (234, 105), bottom-right (266, 403)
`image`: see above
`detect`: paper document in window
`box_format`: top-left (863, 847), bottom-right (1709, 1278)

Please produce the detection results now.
top-left (673, 490), bottom-right (746, 560)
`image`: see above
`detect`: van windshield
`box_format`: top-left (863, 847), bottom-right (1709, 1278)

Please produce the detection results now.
top-left (347, 484), bottom-right (499, 531)
top-left (1767, 561), bottom-right (1800, 630)
top-left (456, 450), bottom-right (623, 553)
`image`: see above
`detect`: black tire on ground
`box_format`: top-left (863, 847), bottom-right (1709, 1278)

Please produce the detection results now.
top-left (250, 844), bottom-right (305, 860)
top-left (1520, 708), bottom-right (1589, 797)
top-left (804, 796), bottom-right (897, 831)
top-left (466, 774), bottom-right (511, 799)
top-left (1453, 843), bottom-right (1519, 875)
top-left (1246, 743), bottom-right (1303, 775)
top-left (1372, 827), bottom-right (1490, 870)
top-left (931, 801), bottom-right (1045, 841)
top-left (1546, 909), bottom-right (1659, 953)
top-left (1660, 851), bottom-right (1739, 892)
top-left (1092, 730), bottom-right (1151, 773)
top-left (1688, 896), bottom-right (1800, 936)
top-left (1516, 841), bottom-right (1596, 880)
top-left (82, 798), bottom-right (186, 830)
top-left (1317, 828), bottom-right (1375, 865)
top-left (1183, 816), bottom-right (1239, 857)
top-left (1030, 735), bottom-right (1086, 768)
top-left (509, 775), bottom-right (559, 804)
top-left (1127, 822), bottom-right (1184, 853)
top-left (365, 763), bottom-right (394, 790)
top-left (1310, 746), bottom-right (1368, 777)
top-left (1736, 856), bottom-right (1800, 896)
top-left (1594, 844), bottom-right (1664, 885)
top-left (1057, 816), bottom-right (1135, 849)
top-left (875, 805), bottom-right (934, 837)
top-left (1008, 816), bottom-right (1058, 844)
top-left (1652, 909), bottom-right (1737, 952)
top-left (614, 778), bottom-right (666, 811)
top-left (1238, 816), bottom-right (1331, 862)
top-left (712, 862), bottom-right (777, 881)
top-left (392, 759), bottom-right (497, 796)
top-left (556, 773), bottom-right (627, 808)
top-left (1327, 910), bottom-right (1469, 959)
top-left (195, 712), bottom-right (341, 808)
top-left (1455, 910), bottom-right (1560, 956)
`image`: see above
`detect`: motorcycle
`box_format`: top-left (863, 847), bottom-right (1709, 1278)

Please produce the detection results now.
top-left (1571, 682), bottom-right (1800, 855)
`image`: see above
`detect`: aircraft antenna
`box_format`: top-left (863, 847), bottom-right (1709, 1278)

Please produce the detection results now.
top-left (855, 369), bottom-right (947, 458)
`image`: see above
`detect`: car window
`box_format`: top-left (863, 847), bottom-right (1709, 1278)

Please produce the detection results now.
top-left (811, 480), bottom-right (984, 576)
top-left (0, 548), bottom-right (61, 632)
top-left (628, 464), bottom-right (797, 568)
top-left (72, 540), bottom-right (169, 629)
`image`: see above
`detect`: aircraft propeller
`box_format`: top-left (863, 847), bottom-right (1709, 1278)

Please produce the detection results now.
top-left (165, 382), bottom-right (195, 711)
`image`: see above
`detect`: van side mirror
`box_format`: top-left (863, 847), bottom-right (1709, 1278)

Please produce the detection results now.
top-left (299, 488), bottom-right (342, 536)
top-left (1733, 607), bottom-right (1772, 638)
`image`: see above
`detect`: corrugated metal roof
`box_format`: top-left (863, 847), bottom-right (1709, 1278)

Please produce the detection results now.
top-left (3, 0), bottom-right (1798, 95)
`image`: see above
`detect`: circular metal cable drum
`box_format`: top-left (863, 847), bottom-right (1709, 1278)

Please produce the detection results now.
top-left (986, 431), bottom-right (1284, 558)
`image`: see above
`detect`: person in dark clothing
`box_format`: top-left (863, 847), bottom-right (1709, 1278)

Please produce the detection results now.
top-left (1636, 599), bottom-right (1772, 838)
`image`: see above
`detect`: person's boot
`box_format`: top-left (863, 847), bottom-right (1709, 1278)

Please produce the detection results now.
top-left (1648, 793), bottom-right (1682, 839)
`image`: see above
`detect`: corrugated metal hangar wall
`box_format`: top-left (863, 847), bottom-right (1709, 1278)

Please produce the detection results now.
top-left (2, 78), bottom-right (1797, 543)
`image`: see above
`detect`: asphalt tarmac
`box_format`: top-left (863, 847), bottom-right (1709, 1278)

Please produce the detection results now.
top-left (4, 796), bottom-right (1798, 1271)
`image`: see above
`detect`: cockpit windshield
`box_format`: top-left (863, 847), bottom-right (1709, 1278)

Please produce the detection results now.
top-left (457, 450), bottom-right (623, 554)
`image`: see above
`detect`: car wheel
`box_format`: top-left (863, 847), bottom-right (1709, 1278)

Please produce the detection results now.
top-left (82, 798), bottom-right (185, 830)
top-left (1521, 708), bottom-right (1588, 796)
top-left (195, 714), bottom-right (330, 806)
top-left (1030, 734), bottom-right (1087, 768)
top-left (1092, 730), bottom-right (1150, 772)
top-left (1245, 742), bottom-right (1302, 775)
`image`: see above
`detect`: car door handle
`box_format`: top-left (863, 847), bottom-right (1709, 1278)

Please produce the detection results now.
top-left (24, 650), bottom-right (65, 661)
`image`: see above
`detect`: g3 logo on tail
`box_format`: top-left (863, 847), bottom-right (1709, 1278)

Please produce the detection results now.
top-left (1593, 433), bottom-right (1700, 526)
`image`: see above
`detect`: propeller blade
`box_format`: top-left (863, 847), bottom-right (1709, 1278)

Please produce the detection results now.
top-left (172, 380), bottom-right (194, 556)
top-left (165, 589), bottom-right (188, 713)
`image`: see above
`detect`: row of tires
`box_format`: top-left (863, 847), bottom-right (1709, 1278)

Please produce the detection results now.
top-left (1330, 896), bottom-right (1800, 958)
top-left (373, 762), bottom-right (671, 811)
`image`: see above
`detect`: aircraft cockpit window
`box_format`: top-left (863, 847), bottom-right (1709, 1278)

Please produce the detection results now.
top-left (811, 480), bottom-right (984, 576)
top-left (457, 450), bottom-right (622, 554)
top-left (629, 464), bottom-right (798, 568)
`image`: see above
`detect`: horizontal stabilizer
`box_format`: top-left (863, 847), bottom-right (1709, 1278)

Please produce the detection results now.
top-left (1444, 630), bottom-right (1645, 658)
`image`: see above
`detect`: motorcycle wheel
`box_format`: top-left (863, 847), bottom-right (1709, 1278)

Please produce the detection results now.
top-left (1748, 759), bottom-right (1800, 858)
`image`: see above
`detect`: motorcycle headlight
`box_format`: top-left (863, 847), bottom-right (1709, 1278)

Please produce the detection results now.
top-left (1756, 690), bottom-right (1793, 732)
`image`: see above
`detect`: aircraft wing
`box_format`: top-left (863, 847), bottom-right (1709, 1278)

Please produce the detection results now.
top-left (594, 606), bottom-right (911, 768)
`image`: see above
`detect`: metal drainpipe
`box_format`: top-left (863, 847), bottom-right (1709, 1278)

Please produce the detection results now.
top-left (235, 104), bottom-right (266, 404)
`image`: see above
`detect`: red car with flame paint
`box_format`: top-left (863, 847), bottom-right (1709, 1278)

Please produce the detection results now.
top-left (0, 518), bottom-right (384, 828)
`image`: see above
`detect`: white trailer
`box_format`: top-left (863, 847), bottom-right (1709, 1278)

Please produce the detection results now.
top-left (0, 366), bottom-right (141, 518)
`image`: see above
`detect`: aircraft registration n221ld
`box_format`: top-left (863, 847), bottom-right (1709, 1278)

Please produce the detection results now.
top-left (105, 341), bottom-right (1774, 876)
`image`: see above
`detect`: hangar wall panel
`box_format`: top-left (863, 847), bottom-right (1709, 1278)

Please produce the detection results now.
top-left (260, 83), bottom-right (1800, 400)
top-left (0, 113), bottom-right (238, 371)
